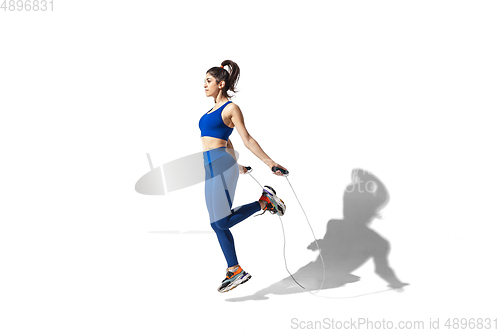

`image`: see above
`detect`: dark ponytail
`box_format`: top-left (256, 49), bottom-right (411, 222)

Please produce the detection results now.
top-left (206, 60), bottom-right (240, 99)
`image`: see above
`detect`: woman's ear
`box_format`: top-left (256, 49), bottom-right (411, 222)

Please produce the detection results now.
top-left (219, 81), bottom-right (225, 89)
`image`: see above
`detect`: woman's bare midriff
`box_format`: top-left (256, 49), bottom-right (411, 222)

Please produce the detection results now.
top-left (202, 136), bottom-right (228, 152)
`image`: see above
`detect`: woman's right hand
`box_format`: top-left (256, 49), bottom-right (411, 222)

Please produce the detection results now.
top-left (238, 164), bottom-right (248, 174)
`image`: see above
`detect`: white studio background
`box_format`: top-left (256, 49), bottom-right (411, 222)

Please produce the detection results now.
top-left (1, 1), bottom-right (499, 332)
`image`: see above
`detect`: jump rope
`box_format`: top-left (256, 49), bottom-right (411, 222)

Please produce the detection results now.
top-left (243, 165), bottom-right (326, 295)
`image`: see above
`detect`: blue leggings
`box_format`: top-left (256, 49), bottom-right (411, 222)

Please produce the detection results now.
top-left (204, 147), bottom-right (261, 268)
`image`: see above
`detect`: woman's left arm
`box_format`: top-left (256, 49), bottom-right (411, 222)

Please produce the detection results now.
top-left (230, 104), bottom-right (287, 175)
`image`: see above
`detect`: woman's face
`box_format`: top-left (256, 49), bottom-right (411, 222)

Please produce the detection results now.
top-left (204, 73), bottom-right (224, 98)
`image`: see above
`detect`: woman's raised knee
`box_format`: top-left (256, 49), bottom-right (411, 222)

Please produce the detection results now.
top-left (214, 218), bottom-right (230, 230)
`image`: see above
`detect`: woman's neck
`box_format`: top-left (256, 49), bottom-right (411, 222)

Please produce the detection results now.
top-left (214, 97), bottom-right (229, 105)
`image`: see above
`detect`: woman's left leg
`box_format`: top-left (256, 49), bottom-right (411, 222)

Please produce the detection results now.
top-left (213, 201), bottom-right (261, 230)
top-left (210, 154), bottom-right (261, 230)
top-left (208, 154), bottom-right (260, 266)
top-left (207, 154), bottom-right (252, 292)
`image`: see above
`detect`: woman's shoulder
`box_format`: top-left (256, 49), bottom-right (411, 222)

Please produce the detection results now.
top-left (226, 101), bottom-right (242, 113)
top-left (228, 100), bottom-right (239, 108)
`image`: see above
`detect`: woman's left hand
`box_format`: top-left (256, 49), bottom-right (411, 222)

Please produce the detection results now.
top-left (270, 163), bottom-right (288, 176)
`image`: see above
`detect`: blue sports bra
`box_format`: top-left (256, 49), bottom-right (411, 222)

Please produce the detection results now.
top-left (199, 101), bottom-right (234, 141)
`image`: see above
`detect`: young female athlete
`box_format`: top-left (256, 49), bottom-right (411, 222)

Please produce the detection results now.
top-left (200, 60), bottom-right (287, 293)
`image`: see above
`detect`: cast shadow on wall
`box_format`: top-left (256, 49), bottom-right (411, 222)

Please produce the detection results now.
top-left (226, 169), bottom-right (409, 302)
